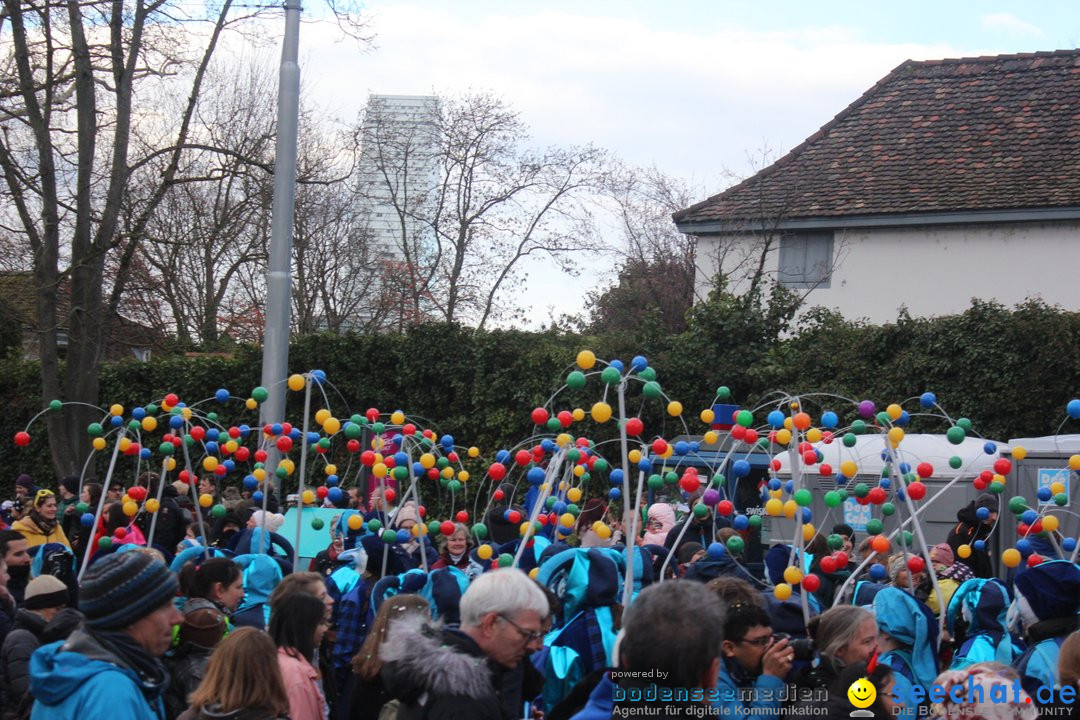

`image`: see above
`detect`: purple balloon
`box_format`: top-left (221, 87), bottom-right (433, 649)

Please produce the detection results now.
top-left (858, 400), bottom-right (876, 419)
top-left (702, 488), bottom-right (720, 506)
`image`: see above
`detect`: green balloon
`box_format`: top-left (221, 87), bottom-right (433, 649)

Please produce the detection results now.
top-left (648, 474), bottom-right (664, 490)
top-left (1008, 496), bottom-right (1027, 514)
top-left (601, 367), bottom-right (621, 384)
top-left (145, 404), bottom-right (158, 415)
top-left (392, 466), bottom-right (409, 481)
top-left (318, 438), bottom-right (331, 450)
top-left (448, 480), bottom-right (462, 493)
top-left (98, 537), bottom-right (113, 550)
top-left (664, 471), bottom-right (678, 484)
top-left (428, 520), bottom-right (441, 535)
top-left (948, 455), bottom-right (963, 469)
top-left (794, 489), bottom-right (812, 507)
top-left (827, 534), bottom-right (844, 550)
top-left (881, 501), bottom-right (896, 517)
top-left (87, 423), bottom-right (103, 436)
top-left (344, 422), bottom-right (361, 439)
top-left (371, 422), bottom-right (385, 433)
top-left (311, 518), bottom-right (325, 530)
top-left (638, 367), bottom-right (657, 381)
top-left (642, 381), bottom-right (662, 399)
top-left (472, 523), bottom-right (488, 539)
top-left (854, 483), bottom-right (869, 498)
top-left (159, 442), bottom-right (174, 455)
top-left (842, 433), bottom-right (857, 448)
top-left (251, 386), bottom-right (269, 402)
top-left (711, 473), bottom-right (726, 487)
top-left (989, 481), bottom-right (1004, 494)
top-left (567, 448), bottom-right (581, 462)
top-left (726, 536), bottom-right (744, 554)
top-left (851, 420), bottom-right (867, 435)
top-left (902, 531), bottom-right (913, 546)
top-left (381, 529), bottom-right (397, 542)
top-left (824, 491), bottom-right (842, 508)
top-left (207, 412), bottom-right (218, 422)
top-left (367, 519), bottom-right (383, 532)
top-left (566, 503), bottom-right (580, 516)
top-left (275, 466), bottom-right (288, 479)
top-left (1055, 493), bottom-right (1068, 506)
top-left (716, 386), bottom-right (731, 401)
top-left (592, 458), bottom-right (608, 472)
top-left (748, 514), bottom-right (762, 530)
top-left (436, 457), bottom-right (450, 469)
top-left (693, 503), bottom-right (709, 519)
top-left (497, 553), bottom-right (514, 568)
top-left (566, 370), bottom-right (587, 390)
top-left (545, 496), bottom-right (557, 509)
top-left (956, 417), bottom-right (973, 431)
top-left (49, 399), bottom-right (62, 411)
top-left (75, 502), bottom-right (89, 514)
top-left (866, 518), bottom-right (883, 535)
top-left (735, 410), bottom-right (753, 428)
top-left (946, 426), bottom-right (966, 445)
top-left (546, 417), bottom-right (561, 432)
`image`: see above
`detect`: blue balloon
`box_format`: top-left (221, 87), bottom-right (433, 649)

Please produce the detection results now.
top-left (897, 411), bottom-right (911, 426)
top-left (170, 415), bottom-right (184, 429)
top-left (206, 428), bottom-right (220, 441)
top-left (306, 431), bottom-right (320, 444)
top-left (215, 388), bottom-right (230, 403)
top-left (869, 563), bottom-right (887, 581)
top-left (440, 434), bottom-right (454, 449)
top-left (81, 512), bottom-right (96, 527)
top-left (243, 475), bottom-right (258, 490)
top-left (983, 442), bottom-right (997, 455)
top-left (1067, 398), bottom-right (1080, 419)
top-left (311, 369), bottom-right (327, 385)
top-left (541, 439), bottom-right (555, 452)
top-left (609, 359), bottom-right (625, 372)
top-left (396, 529), bottom-right (410, 543)
top-left (527, 467), bottom-right (545, 485)
top-left (610, 469), bottom-right (624, 484)
top-left (879, 478), bottom-right (890, 489)
top-left (552, 501), bottom-right (567, 515)
top-left (920, 392), bottom-right (937, 408)
top-left (1021, 509), bottom-right (1037, 525)
top-left (820, 411), bottom-right (838, 429)
top-left (325, 475), bottom-right (339, 487)
top-left (707, 542), bottom-right (726, 560)
top-left (689, 442), bottom-right (701, 453)
top-left (631, 355), bottom-right (648, 371)
top-left (205, 441), bottom-right (219, 454)
top-left (638, 458), bottom-right (653, 472)
top-left (223, 460), bottom-right (235, 472)
top-left (976, 507), bottom-right (990, 521)
top-left (973, 540), bottom-right (986, 552)
top-left (801, 508), bottom-right (813, 523)
top-left (132, 407), bottom-right (146, 420)
top-left (238, 424), bottom-right (251, 437)
top-left (393, 452), bottom-right (409, 467)
top-left (783, 480), bottom-right (794, 494)
top-left (139, 447), bottom-right (151, 459)
top-left (609, 487), bottom-right (622, 500)
top-left (1063, 538), bottom-right (1077, 553)
top-left (271, 423), bottom-right (283, 435)
top-left (1037, 486), bottom-right (1052, 502)
top-left (412, 462), bottom-right (425, 476)
top-left (674, 441), bottom-right (690, 456)
top-left (1016, 539), bottom-right (1032, 554)
top-left (768, 478), bottom-right (781, 491)
top-left (290, 428), bottom-right (302, 441)
top-left (767, 410), bottom-right (785, 428)
top-left (109, 415), bottom-right (123, 427)
top-left (898, 462), bottom-right (911, 474)
top-left (495, 450), bottom-right (510, 464)
top-left (733, 514), bottom-right (749, 531)
top-left (252, 491), bottom-right (264, 504)
top-left (327, 487), bottom-right (343, 504)
top-left (732, 460), bottom-right (750, 478)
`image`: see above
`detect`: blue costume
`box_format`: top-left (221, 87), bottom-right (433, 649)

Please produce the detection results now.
top-left (1011, 560), bottom-right (1080, 701)
top-left (946, 578), bottom-right (1021, 669)
top-left (874, 587), bottom-right (939, 720)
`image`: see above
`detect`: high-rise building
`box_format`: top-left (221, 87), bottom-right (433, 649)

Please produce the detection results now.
top-left (356, 95), bottom-right (440, 265)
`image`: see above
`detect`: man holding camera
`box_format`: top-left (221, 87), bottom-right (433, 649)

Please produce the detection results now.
top-left (713, 603), bottom-right (794, 718)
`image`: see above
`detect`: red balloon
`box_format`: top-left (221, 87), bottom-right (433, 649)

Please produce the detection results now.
top-left (819, 463), bottom-right (833, 477)
top-left (625, 418), bottom-right (644, 436)
top-left (557, 411), bottom-right (573, 428)
top-left (276, 436), bottom-right (293, 453)
top-left (1027, 554), bottom-right (1044, 567)
top-left (916, 462), bottom-right (933, 479)
top-left (507, 510), bottom-right (522, 524)
top-left (384, 455), bottom-right (396, 468)
top-left (440, 520), bottom-right (456, 536)
top-left (744, 429), bottom-right (759, 444)
top-left (214, 465), bottom-right (226, 477)
top-left (493, 489), bottom-right (505, 501)
top-left (993, 458), bottom-right (1012, 475)
top-left (447, 452), bottom-right (459, 463)
top-left (834, 551), bottom-right (849, 567)
top-left (820, 556), bottom-right (837, 574)
top-left (1017, 522), bottom-right (1030, 536)
top-left (717, 500), bottom-right (734, 516)
top-left (651, 439), bottom-right (668, 455)
top-left (426, 468), bottom-right (439, 480)
top-left (770, 459), bottom-right (782, 471)
top-left (401, 424), bottom-right (416, 436)
top-left (802, 574), bottom-right (821, 592)
top-left (316, 486), bottom-right (328, 499)
top-left (455, 510), bottom-right (469, 523)
top-left (346, 440), bottom-right (360, 453)
top-left (13, 431), bottom-right (30, 447)
top-left (179, 470), bottom-right (193, 483)
top-left (907, 481), bottom-right (926, 500)
top-left (164, 393), bottom-right (179, 407)
top-left (124, 442), bottom-right (140, 456)
top-left (907, 556), bottom-right (925, 573)
top-left (802, 450), bottom-right (817, 465)
top-left (979, 470), bottom-right (994, 483)
top-left (537, 513), bottom-right (548, 526)
top-left (531, 407), bottom-right (549, 425)
top-left (798, 441), bottom-right (813, 454)
top-left (868, 487), bottom-right (887, 505)
top-left (489, 462), bottom-right (507, 481)
top-left (235, 447), bottom-right (251, 462)
top-left (680, 474), bottom-right (701, 494)
top-left (384, 488), bottom-right (396, 504)
top-left (190, 426), bottom-right (206, 441)
top-left (822, 431), bottom-right (834, 444)
top-left (1030, 519), bottom-right (1043, 534)
top-left (254, 449), bottom-right (268, 463)
top-left (973, 477), bottom-right (989, 491)
top-left (416, 504), bottom-right (424, 518)
top-left (730, 425), bottom-right (746, 440)
top-left (114, 527), bottom-right (127, 539)
top-left (365, 408), bottom-right (380, 422)
top-left (281, 423), bottom-right (293, 435)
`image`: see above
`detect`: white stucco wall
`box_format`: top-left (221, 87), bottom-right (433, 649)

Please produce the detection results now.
top-left (693, 221), bottom-right (1080, 324)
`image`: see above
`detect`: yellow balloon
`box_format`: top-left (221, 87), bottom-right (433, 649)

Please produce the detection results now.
top-left (559, 513), bottom-right (575, 528)
top-left (765, 498), bottom-right (784, 516)
top-left (802, 523), bottom-right (816, 542)
top-left (628, 449), bottom-right (642, 463)
top-left (441, 466), bottom-right (454, 479)
top-left (420, 453), bottom-right (436, 469)
top-left (145, 498), bottom-right (160, 513)
top-left (783, 417), bottom-right (794, 431)
top-left (576, 350), bottom-right (596, 370)
top-left (805, 427), bottom-right (822, 443)
top-left (347, 514), bottom-right (364, 531)
top-left (1069, 455), bottom-right (1080, 471)
top-left (141, 416), bottom-right (158, 432)
top-left (520, 522), bottom-right (532, 537)
top-left (556, 433), bottom-right (572, 447)
top-left (775, 429), bottom-right (792, 446)
top-left (567, 487), bottom-right (583, 503)
top-left (110, 404), bottom-right (124, 416)
top-left (573, 465), bottom-right (585, 477)
top-left (181, 407), bottom-right (192, 420)
top-left (253, 468), bottom-right (266, 481)
top-left (1042, 515), bottom-right (1060, 533)
top-left (1002, 548), bottom-right (1021, 568)
top-left (477, 544), bottom-right (493, 560)
top-left (225, 440), bottom-right (238, 453)
top-left (774, 583), bottom-right (792, 601)
top-left (1011, 445), bottom-right (1027, 461)
top-left (704, 431), bottom-right (719, 445)
top-left (373, 463), bottom-right (387, 478)
top-left (595, 522), bottom-right (612, 539)
top-left (957, 544), bottom-right (972, 559)
top-left (323, 417), bottom-right (341, 435)
top-left (301, 490), bottom-right (315, 505)
top-left (468, 446), bottom-right (480, 458)
top-left (92, 437), bottom-right (107, 451)
top-left (840, 460), bottom-right (858, 478)
top-left (528, 567), bottom-right (540, 579)
top-left (888, 427), bottom-right (905, 444)
top-left (202, 456), bottom-right (218, 472)
top-left (165, 458), bottom-right (176, 471)
top-left (666, 401), bottom-right (683, 417)
top-left (199, 493), bottom-right (214, 508)
top-left (122, 501), bottom-right (138, 517)
top-left (390, 410), bottom-right (406, 425)
top-left (279, 458), bottom-right (295, 475)
top-left (571, 408), bottom-right (585, 422)
top-left (886, 403), bottom-right (903, 421)
top-left (287, 374), bottom-right (306, 391)
top-left (700, 409), bottom-right (715, 424)
top-left (1050, 482), bottom-right (1066, 495)
top-left (245, 398), bottom-right (258, 410)
top-left (324, 464), bottom-right (337, 476)
top-left (591, 401), bottom-right (612, 423)
top-left (118, 437), bottom-right (131, 452)
top-left (783, 500), bottom-right (797, 519)
top-left (992, 474), bottom-right (1006, 485)
top-left (315, 409), bottom-right (331, 425)
top-left (122, 494), bottom-right (131, 505)
top-left (457, 470), bottom-right (470, 482)
top-left (783, 566), bottom-right (803, 585)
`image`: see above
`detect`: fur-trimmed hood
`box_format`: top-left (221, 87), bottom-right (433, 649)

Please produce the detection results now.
top-left (380, 614), bottom-right (497, 704)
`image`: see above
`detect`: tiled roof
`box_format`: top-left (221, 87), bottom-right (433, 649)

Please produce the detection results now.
top-left (674, 50), bottom-right (1080, 227)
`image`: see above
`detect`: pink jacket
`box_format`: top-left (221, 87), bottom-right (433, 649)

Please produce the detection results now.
top-left (277, 647), bottom-right (327, 720)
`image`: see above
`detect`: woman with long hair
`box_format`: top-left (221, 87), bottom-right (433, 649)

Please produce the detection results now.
top-left (178, 557), bottom-right (244, 616)
top-left (349, 594), bottom-right (431, 720)
top-left (178, 627), bottom-right (291, 720)
top-left (12, 490), bottom-right (69, 549)
top-left (270, 592), bottom-right (330, 720)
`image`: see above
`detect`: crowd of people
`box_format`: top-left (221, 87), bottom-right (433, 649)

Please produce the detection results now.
top-left (0, 472), bottom-right (1075, 720)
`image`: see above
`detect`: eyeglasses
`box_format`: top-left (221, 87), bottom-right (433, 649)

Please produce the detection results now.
top-left (498, 614), bottom-right (544, 643)
top-left (735, 635), bottom-right (772, 647)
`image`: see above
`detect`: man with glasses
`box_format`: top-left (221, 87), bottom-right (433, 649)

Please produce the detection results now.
top-left (382, 568), bottom-right (550, 719)
top-left (714, 603), bottom-right (793, 719)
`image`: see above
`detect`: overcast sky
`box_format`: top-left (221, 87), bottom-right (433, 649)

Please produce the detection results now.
top-left (282, 1), bottom-right (1080, 327)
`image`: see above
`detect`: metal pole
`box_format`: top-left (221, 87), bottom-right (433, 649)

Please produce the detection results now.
top-left (294, 374), bottom-right (313, 570)
top-left (259, 0), bottom-right (303, 481)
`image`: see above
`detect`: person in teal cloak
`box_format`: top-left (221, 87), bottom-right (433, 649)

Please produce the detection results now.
top-left (946, 577), bottom-right (1022, 669)
top-left (873, 587), bottom-right (939, 720)
top-left (1010, 559), bottom-right (1080, 703)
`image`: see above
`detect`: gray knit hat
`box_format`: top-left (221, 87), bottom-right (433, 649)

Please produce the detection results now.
top-left (80, 550), bottom-right (178, 630)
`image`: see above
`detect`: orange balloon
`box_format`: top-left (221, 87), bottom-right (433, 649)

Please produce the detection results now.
top-left (793, 412), bottom-right (812, 431)
top-left (871, 535), bottom-right (890, 554)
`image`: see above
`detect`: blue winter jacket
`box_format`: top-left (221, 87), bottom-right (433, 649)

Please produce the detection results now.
top-left (29, 628), bottom-right (166, 720)
top-left (712, 656), bottom-right (785, 719)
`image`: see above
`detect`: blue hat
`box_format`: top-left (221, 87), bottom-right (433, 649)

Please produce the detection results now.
top-left (81, 550), bottom-right (178, 630)
top-left (1014, 560), bottom-right (1080, 622)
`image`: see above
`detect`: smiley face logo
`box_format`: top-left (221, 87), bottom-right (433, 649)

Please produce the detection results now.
top-left (847, 677), bottom-right (876, 709)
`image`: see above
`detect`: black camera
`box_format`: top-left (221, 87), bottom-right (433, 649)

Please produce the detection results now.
top-left (772, 632), bottom-right (815, 661)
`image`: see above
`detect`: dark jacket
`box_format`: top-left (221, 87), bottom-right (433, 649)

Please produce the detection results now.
top-left (135, 487), bottom-right (187, 551)
top-left (348, 673), bottom-right (391, 720)
top-left (946, 502), bottom-right (994, 578)
top-left (380, 617), bottom-right (511, 720)
top-left (0, 607), bottom-right (81, 719)
top-left (177, 705), bottom-right (289, 720)
top-left (164, 643), bottom-right (215, 720)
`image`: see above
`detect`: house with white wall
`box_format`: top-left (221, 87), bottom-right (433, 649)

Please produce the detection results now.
top-left (673, 50), bottom-right (1080, 324)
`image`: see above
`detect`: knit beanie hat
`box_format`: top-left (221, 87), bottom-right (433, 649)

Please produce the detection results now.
top-left (1013, 560), bottom-right (1080, 622)
top-left (678, 542), bottom-right (705, 565)
top-left (24, 575), bottom-right (69, 610)
top-left (975, 493), bottom-right (998, 511)
top-left (178, 606), bottom-right (226, 649)
top-left (80, 550), bottom-right (179, 630)
top-left (15, 474), bottom-right (33, 489)
top-left (60, 476), bottom-right (80, 495)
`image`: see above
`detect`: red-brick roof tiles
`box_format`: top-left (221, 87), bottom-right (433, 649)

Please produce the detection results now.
top-left (674, 50), bottom-right (1080, 226)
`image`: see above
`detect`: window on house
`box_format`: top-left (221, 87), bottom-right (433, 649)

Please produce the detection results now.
top-left (778, 231), bottom-right (833, 288)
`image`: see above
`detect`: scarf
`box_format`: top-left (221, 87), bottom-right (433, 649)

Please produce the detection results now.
top-left (29, 509), bottom-right (58, 537)
top-left (92, 629), bottom-right (168, 700)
